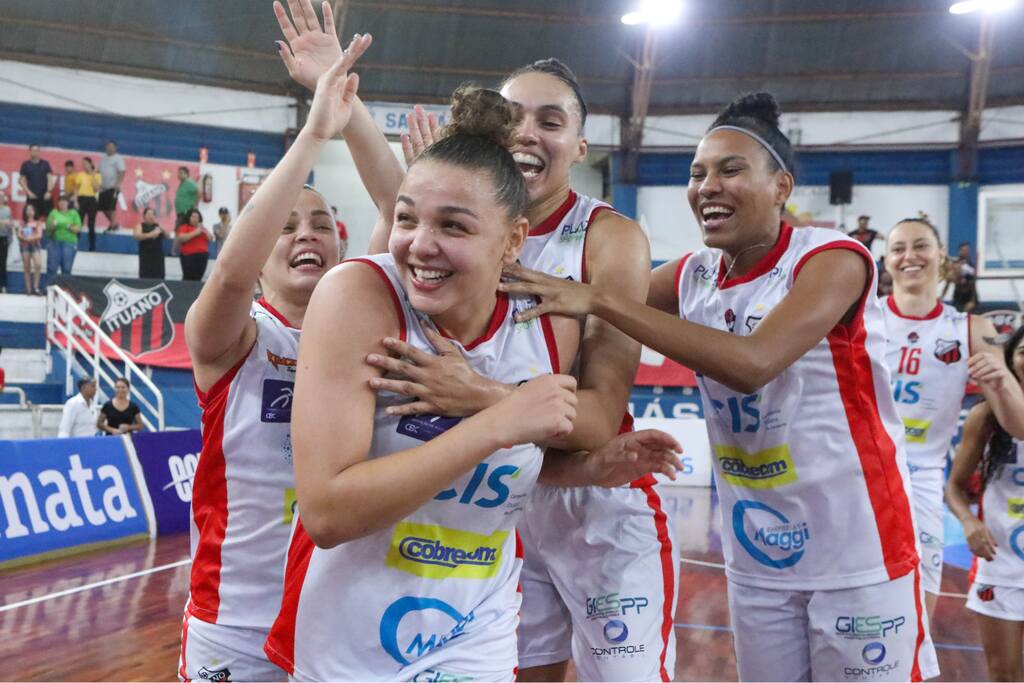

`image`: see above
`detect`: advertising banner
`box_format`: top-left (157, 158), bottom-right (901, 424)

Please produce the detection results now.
top-left (129, 430), bottom-right (200, 535)
top-left (51, 275), bottom-right (202, 368)
top-left (0, 142), bottom-right (198, 233)
top-left (0, 436), bottom-right (149, 566)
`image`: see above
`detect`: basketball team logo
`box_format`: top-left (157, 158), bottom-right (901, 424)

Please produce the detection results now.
top-left (98, 279), bottom-right (175, 356)
top-left (982, 309), bottom-right (1021, 344)
top-left (724, 308), bottom-right (736, 332)
top-left (933, 338), bottom-right (962, 365)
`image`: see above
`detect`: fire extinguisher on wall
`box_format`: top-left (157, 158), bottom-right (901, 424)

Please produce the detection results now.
top-left (201, 174), bottom-right (214, 203)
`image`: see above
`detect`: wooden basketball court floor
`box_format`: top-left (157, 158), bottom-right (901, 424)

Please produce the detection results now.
top-left (0, 487), bottom-right (992, 681)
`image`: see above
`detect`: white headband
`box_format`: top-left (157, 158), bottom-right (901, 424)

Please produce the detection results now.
top-left (708, 125), bottom-right (789, 173)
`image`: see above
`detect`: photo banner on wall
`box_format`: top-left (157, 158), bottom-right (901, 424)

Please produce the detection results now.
top-left (51, 275), bottom-right (203, 369)
top-left (129, 430), bottom-right (201, 535)
top-left (0, 142), bottom-right (199, 233)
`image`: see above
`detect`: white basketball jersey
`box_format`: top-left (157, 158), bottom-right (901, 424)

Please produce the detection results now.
top-left (883, 298), bottom-right (971, 472)
top-left (518, 189), bottom-right (612, 284)
top-left (973, 438), bottom-right (1024, 587)
top-left (266, 254), bottom-right (562, 680)
top-left (188, 299), bottom-right (299, 629)
top-left (677, 224), bottom-right (916, 590)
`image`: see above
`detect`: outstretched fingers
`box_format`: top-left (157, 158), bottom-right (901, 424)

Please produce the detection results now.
top-left (273, 1), bottom-right (301, 43)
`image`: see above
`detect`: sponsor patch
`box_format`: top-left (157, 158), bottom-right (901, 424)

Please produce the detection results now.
top-left (386, 522), bottom-right (506, 579)
top-left (260, 379), bottom-right (294, 422)
top-left (398, 414), bottom-right (462, 442)
top-left (902, 418), bottom-right (931, 444)
top-left (716, 444), bottom-right (797, 489)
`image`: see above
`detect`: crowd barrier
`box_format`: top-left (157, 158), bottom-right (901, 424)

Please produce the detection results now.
top-left (0, 429), bottom-right (200, 567)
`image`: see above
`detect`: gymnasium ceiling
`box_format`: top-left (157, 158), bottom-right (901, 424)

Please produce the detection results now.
top-left (2, 0), bottom-right (1024, 115)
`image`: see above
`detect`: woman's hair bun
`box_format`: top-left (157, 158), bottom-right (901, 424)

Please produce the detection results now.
top-left (442, 85), bottom-right (518, 150)
top-left (713, 91), bottom-right (782, 129)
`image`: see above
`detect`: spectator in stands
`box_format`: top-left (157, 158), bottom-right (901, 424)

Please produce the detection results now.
top-left (0, 191), bottom-right (12, 293)
top-left (16, 204), bottom-right (44, 295)
top-left (58, 377), bottom-right (98, 438)
top-left (63, 160), bottom-right (78, 211)
top-left (45, 194), bottom-right (81, 281)
top-left (331, 204), bottom-right (348, 258)
top-left (76, 157), bottom-right (102, 251)
top-left (98, 140), bottom-right (126, 233)
top-left (0, 347), bottom-right (4, 393)
top-left (849, 214), bottom-right (887, 261)
top-left (175, 167), bottom-right (198, 226)
top-left (97, 377), bottom-right (143, 435)
top-left (944, 241), bottom-right (979, 312)
top-left (212, 206), bottom-right (232, 256)
top-left (18, 144), bottom-right (55, 218)
top-left (175, 208), bottom-right (211, 281)
top-left (133, 207), bottom-right (168, 279)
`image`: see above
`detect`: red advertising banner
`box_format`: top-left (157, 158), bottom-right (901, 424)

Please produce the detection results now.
top-left (51, 275), bottom-right (202, 369)
top-left (0, 143), bottom-right (198, 233)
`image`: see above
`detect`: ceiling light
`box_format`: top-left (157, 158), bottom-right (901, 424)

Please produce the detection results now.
top-left (621, 0), bottom-right (683, 26)
top-left (949, 0), bottom-right (1017, 14)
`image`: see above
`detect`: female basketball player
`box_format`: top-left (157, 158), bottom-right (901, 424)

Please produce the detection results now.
top-left (178, 37), bottom-right (368, 682)
top-left (883, 218), bottom-right (1024, 621)
top-left (272, 5), bottom-right (677, 679)
top-left (501, 92), bottom-right (939, 682)
top-left (947, 324), bottom-right (1024, 682)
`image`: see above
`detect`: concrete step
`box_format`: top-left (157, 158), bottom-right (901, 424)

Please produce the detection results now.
top-left (0, 405), bottom-right (63, 440)
top-left (0, 292), bottom-right (47, 323)
top-left (5, 251), bottom-right (210, 286)
top-left (0, 347), bottom-right (50, 383)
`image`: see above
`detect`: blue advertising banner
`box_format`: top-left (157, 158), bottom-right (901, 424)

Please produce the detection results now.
top-left (129, 430), bottom-right (200, 535)
top-left (0, 436), bottom-right (149, 566)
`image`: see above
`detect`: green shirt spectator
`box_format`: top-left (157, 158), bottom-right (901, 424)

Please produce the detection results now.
top-left (47, 207), bottom-right (82, 244)
top-left (175, 167), bottom-right (198, 217)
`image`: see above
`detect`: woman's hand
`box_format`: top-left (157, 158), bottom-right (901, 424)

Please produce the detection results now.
top-left (969, 352), bottom-right (1015, 393)
top-left (487, 374), bottom-right (578, 446)
top-left (367, 327), bottom-right (510, 417)
top-left (274, 0), bottom-right (345, 91)
top-left (963, 516), bottom-right (998, 561)
top-left (499, 262), bottom-right (597, 322)
top-left (581, 429), bottom-right (684, 488)
top-left (301, 34), bottom-right (372, 143)
top-left (401, 105), bottom-right (441, 165)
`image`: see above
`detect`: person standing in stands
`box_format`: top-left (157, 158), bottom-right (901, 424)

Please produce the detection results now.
top-left (212, 206), bottom-right (232, 257)
top-left (0, 191), bottom-right (12, 293)
top-left (943, 242), bottom-right (979, 313)
top-left (58, 377), bottom-right (98, 438)
top-left (176, 208), bottom-right (212, 281)
top-left (16, 204), bottom-right (44, 295)
top-left (45, 194), bottom-right (81, 280)
top-left (63, 160), bottom-right (79, 211)
top-left (75, 157), bottom-right (102, 251)
top-left (97, 377), bottom-right (144, 435)
top-left (98, 140), bottom-right (126, 233)
top-left (175, 167), bottom-right (199, 227)
top-left (19, 144), bottom-right (55, 218)
top-left (133, 207), bottom-right (168, 279)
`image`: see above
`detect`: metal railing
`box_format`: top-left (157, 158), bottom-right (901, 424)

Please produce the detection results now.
top-left (45, 285), bottom-right (165, 431)
top-left (1, 386), bottom-right (27, 408)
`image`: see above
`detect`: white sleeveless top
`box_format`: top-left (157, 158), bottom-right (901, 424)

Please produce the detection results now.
top-left (677, 224), bottom-right (917, 590)
top-left (883, 298), bottom-right (971, 472)
top-left (188, 298), bottom-right (299, 629)
top-left (972, 437), bottom-right (1024, 588)
top-left (518, 189), bottom-right (612, 285)
top-left (265, 254), bottom-right (562, 680)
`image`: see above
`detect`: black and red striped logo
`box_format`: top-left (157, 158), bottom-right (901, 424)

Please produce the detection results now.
top-left (98, 279), bottom-right (175, 357)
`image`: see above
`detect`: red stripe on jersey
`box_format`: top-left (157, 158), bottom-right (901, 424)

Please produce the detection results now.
top-left (641, 484), bottom-right (675, 682)
top-left (178, 611), bottom-right (191, 682)
top-left (674, 253), bottom-right (693, 301)
top-left (528, 190), bottom-right (577, 237)
top-left (886, 296), bottom-right (943, 321)
top-left (539, 313), bottom-right (560, 374)
top-left (826, 281), bottom-right (917, 578)
top-left (258, 296), bottom-right (298, 329)
top-left (187, 345), bottom-right (252, 623)
top-left (620, 412), bottom-right (657, 488)
top-left (911, 565), bottom-right (925, 682)
top-left (580, 205), bottom-right (612, 284)
top-left (515, 529), bottom-right (524, 559)
top-left (450, 292), bottom-right (509, 351)
top-left (265, 520), bottom-right (317, 675)
top-left (348, 258), bottom-right (407, 342)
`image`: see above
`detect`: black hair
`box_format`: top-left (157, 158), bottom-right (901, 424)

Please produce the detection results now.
top-left (981, 324), bottom-right (1024, 487)
top-left (29, 143), bottom-right (40, 150)
top-left (178, 166), bottom-right (190, 175)
top-left (78, 377), bottom-right (95, 390)
top-left (64, 160), bottom-right (74, 168)
top-left (83, 156), bottom-right (94, 167)
top-left (708, 92), bottom-right (794, 174)
top-left (892, 217), bottom-right (943, 248)
top-left (115, 376), bottom-right (131, 388)
top-left (958, 241), bottom-right (971, 249)
top-left (503, 58), bottom-right (587, 128)
top-left (184, 208), bottom-right (202, 224)
top-left (415, 86), bottom-right (529, 219)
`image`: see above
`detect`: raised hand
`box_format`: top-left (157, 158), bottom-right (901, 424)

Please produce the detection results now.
top-left (274, 0), bottom-right (345, 91)
top-left (401, 105), bottom-right (442, 165)
top-left (969, 351), bottom-right (1015, 393)
top-left (367, 327), bottom-right (509, 417)
top-left (303, 35), bottom-right (372, 142)
top-left (582, 429), bottom-right (684, 488)
top-left (498, 262), bottom-right (596, 322)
